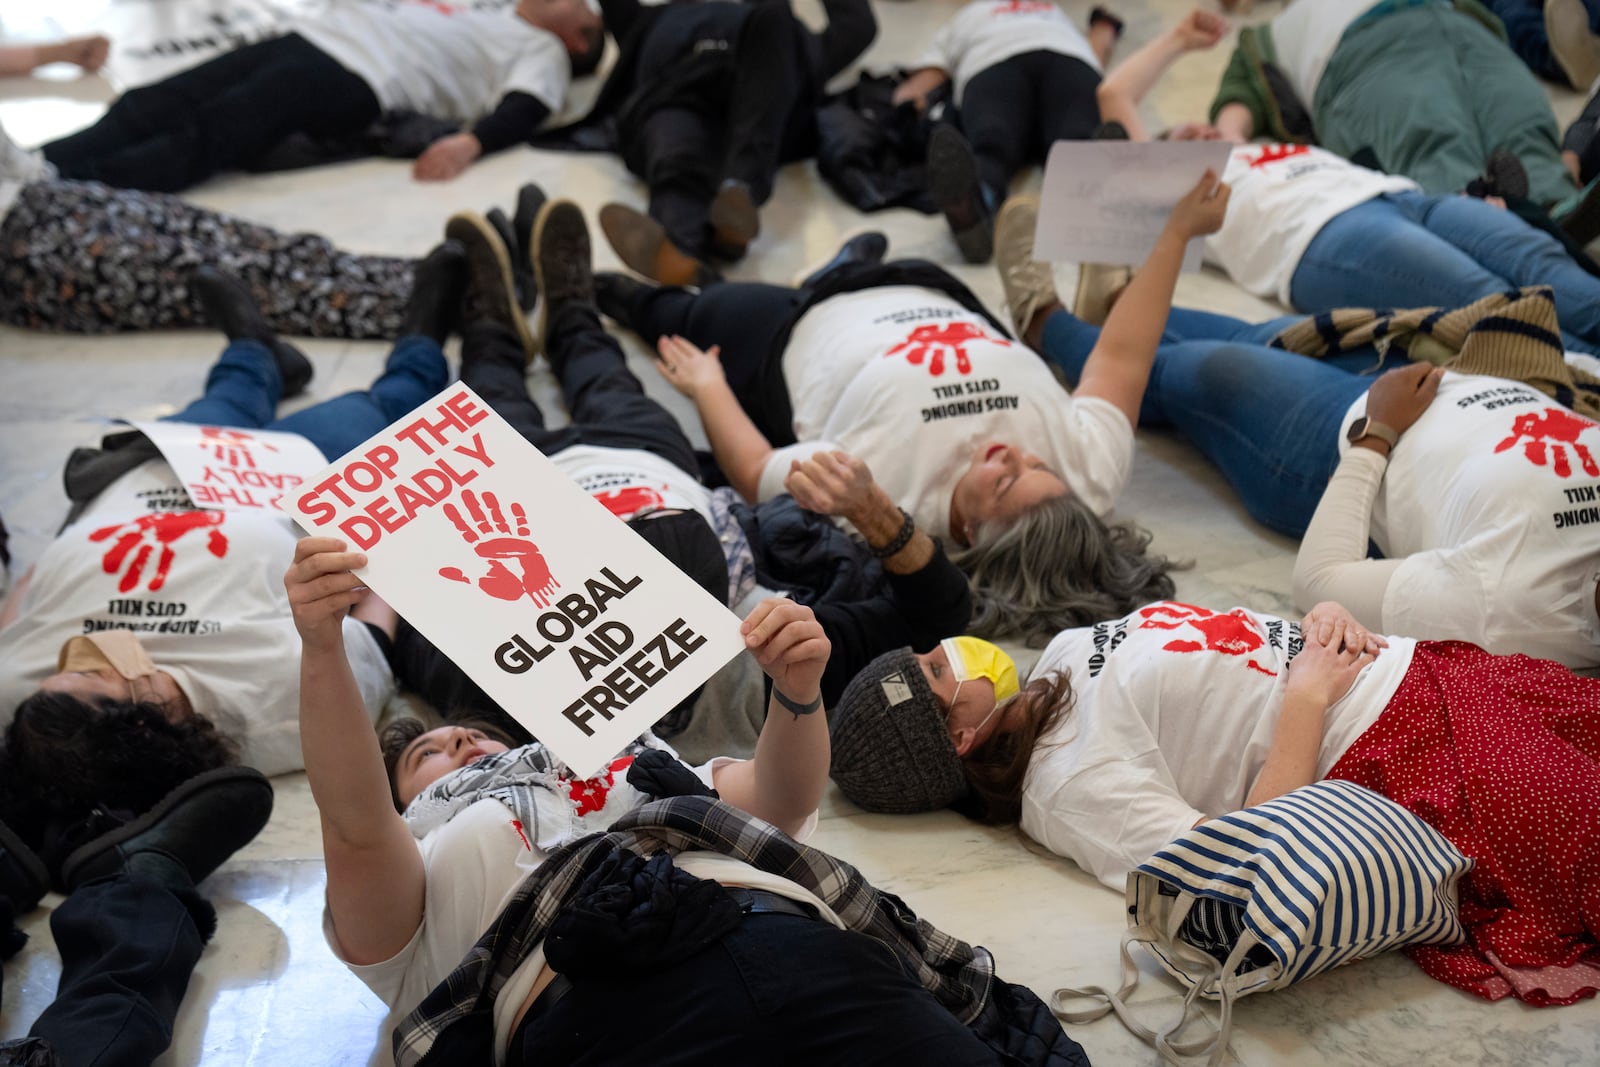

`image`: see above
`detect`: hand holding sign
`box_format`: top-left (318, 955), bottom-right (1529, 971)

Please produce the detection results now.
top-left (742, 598), bottom-right (830, 711)
top-left (437, 489), bottom-right (560, 606)
top-left (285, 537), bottom-right (370, 653)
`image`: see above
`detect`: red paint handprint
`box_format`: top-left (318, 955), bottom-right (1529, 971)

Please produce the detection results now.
top-left (567, 755), bottom-right (637, 816)
top-left (994, 0), bottom-right (1053, 13)
top-left (885, 322), bottom-right (1008, 377)
top-left (88, 510), bottom-right (228, 593)
top-left (198, 426), bottom-right (278, 468)
top-left (593, 485), bottom-right (666, 520)
top-left (1247, 144), bottom-right (1311, 169)
top-left (1492, 408), bottom-right (1599, 478)
top-left (437, 489), bottom-right (560, 606)
top-left (1136, 602), bottom-right (1277, 677)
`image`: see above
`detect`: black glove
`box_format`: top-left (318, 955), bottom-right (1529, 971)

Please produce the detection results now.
top-left (626, 749), bottom-right (718, 800)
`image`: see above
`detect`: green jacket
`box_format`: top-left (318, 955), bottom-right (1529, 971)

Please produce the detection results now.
top-left (1208, 0), bottom-right (1506, 143)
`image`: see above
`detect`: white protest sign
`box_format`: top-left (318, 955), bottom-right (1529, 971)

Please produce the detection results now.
top-left (1034, 141), bottom-right (1233, 270)
top-left (281, 383), bottom-right (745, 776)
top-left (128, 420), bottom-right (328, 513)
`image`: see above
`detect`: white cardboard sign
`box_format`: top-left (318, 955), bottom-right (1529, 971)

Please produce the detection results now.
top-left (128, 420), bottom-right (328, 513)
top-left (1034, 141), bottom-right (1234, 270)
top-left (280, 383), bottom-right (744, 776)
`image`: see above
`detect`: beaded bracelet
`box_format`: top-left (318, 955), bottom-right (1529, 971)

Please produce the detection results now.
top-left (868, 508), bottom-right (915, 559)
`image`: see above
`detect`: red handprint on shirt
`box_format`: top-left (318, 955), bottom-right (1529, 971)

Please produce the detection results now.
top-left (1247, 144), bottom-right (1312, 169)
top-left (566, 755), bottom-right (638, 816)
top-left (994, 0), bottom-right (1054, 13)
top-left (593, 485), bottom-right (666, 520)
top-left (1136, 602), bottom-right (1277, 677)
top-left (198, 426), bottom-right (279, 468)
top-left (885, 322), bottom-right (1008, 377)
top-left (1492, 408), bottom-right (1600, 478)
top-left (437, 489), bottom-right (560, 606)
top-left (88, 511), bottom-right (228, 593)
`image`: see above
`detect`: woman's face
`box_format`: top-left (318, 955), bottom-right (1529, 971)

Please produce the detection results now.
top-left (914, 644), bottom-right (1007, 756)
top-left (393, 725), bottom-right (510, 808)
top-left (949, 443), bottom-right (1068, 544)
top-left (37, 667), bottom-right (186, 714)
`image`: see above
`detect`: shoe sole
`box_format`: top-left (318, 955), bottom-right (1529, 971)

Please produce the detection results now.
top-left (531, 199), bottom-right (591, 352)
top-left (59, 766), bottom-right (274, 893)
top-left (599, 203), bottom-right (716, 288)
top-left (1549, 0), bottom-right (1600, 92)
top-left (1072, 263), bottom-right (1135, 328)
top-left (445, 211), bottom-right (540, 364)
top-left (0, 818), bottom-right (49, 908)
top-left (788, 228), bottom-right (889, 287)
top-left (709, 183), bottom-right (760, 258)
top-left (994, 195), bottom-right (1054, 334)
top-left (928, 126), bottom-right (993, 264)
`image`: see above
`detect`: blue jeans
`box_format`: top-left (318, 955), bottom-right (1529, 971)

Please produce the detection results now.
top-left (1290, 192), bottom-right (1600, 356)
top-left (166, 336), bottom-right (448, 459)
top-left (1040, 310), bottom-right (1403, 537)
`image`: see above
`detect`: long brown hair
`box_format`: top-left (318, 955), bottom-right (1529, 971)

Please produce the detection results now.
top-left (953, 670), bottom-right (1074, 825)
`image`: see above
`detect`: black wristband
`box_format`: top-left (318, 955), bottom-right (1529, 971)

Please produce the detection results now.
top-left (868, 508), bottom-right (915, 559)
top-left (771, 687), bottom-right (823, 718)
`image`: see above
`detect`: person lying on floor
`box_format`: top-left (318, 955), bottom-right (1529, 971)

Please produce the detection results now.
top-left (995, 198), bottom-right (1600, 669)
top-left (288, 546), bottom-right (1086, 1065)
top-left (829, 598), bottom-right (1600, 1006)
top-left (596, 173), bottom-right (1230, 645)
top-left (1080, 6), bottom-right (1600, 348)
top-left (567, 0), bottom-right (875, 286)
top-left (891, 0), bottom-right (1124, 262)
top-left (384, 197), bottom-right (971, 742)
top-left (25, 0), bottom-right (602, 192)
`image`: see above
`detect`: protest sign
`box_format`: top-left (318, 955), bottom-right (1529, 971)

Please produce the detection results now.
top-left (128, 420), bottom-right (328, 513)
top-left (1034, 140), bottom-right (1233, 270)
top-left (281, 384), bottom-right (744, 775)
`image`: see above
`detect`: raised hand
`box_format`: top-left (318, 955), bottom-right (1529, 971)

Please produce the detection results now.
top-left (1165, 169), bottom-right (1231, 240)
top-left (88, 510), bottom-right (228, 593)
top-left (437, 489), bottom-right (560, 606)
top-left (1493, 407), bottom-right (1600, 478)
top-left (1172, 8), bottom-right (1227, 50)
top-left (284, 537), bottom-right (368, 651)
top-left (741, 598), bottom-right (830, 712)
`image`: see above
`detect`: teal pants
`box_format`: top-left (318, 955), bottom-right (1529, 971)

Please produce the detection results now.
top-left (1314, 5), bottom-right (1576, 207)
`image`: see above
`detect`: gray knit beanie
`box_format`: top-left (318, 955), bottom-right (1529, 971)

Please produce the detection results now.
top-left (829, 648), bottom-right (966, 814)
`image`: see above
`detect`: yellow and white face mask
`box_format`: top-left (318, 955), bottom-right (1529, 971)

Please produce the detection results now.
top-left (940, 636), bottom-right (1020, 702)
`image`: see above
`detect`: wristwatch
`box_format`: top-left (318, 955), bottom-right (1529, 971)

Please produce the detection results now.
top-left (1345, 416), bottom-right (1400, 449)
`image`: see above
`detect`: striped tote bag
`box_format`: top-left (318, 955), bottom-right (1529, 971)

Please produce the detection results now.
top-left (1053, 780), bottom-right (1473, 1067)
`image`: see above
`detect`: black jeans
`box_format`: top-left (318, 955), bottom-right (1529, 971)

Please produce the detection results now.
top-left (631, 2), bottom-right (811, 257)
top-left (26, 871), bottom-right (209, 1067)
top-left (510, 913), bottom-right (1001, 1065)
top-left (961, 50), bottom-right (1101, 195)
top-left (42, 33), bottom-right (381, 192)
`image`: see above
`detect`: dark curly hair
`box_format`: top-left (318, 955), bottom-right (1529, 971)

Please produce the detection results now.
top-left (0, 692), bottom-right (238, 853)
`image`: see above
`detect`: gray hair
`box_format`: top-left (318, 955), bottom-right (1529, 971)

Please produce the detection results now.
top-left (950, 494), bottom-right (1183, 647)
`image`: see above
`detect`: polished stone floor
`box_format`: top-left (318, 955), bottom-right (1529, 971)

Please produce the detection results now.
top-left (1, 1), bottom-right (1596, 1064)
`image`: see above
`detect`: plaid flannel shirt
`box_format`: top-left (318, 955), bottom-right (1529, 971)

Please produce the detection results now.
top-left (393, 795), bottom-right (997, 1066)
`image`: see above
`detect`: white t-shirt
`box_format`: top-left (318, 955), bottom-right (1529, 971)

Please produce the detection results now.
top-left (1020, 601), bottom-right (1415, 890)
top-left (1270, 0), bottom-right (1376, 108)
top-left (327, 755), bottom-right (828, 1065)
top-left (296, 1), bottom-right (571, 118)
top-left (551, 445), bottom-right (713, 525)
top-left (0, 461), bottom-right (392, 775)
top-left (1338, 373), bottom-right (1600, 667)
top-left (1205, 144), bottom-right (1419, 304)
top-left (761, 286), bottom-right (1135, 540)
top-left (916, 0), bottom-right (1102, 103)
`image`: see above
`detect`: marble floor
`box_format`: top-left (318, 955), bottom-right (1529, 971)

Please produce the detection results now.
top-left (2, 1), bottom-right (1597, 1064)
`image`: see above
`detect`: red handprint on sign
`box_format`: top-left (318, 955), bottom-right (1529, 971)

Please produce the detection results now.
top-left (88, 511), bottom-right (228, 593)
top-left (1492, 408), bottom-right (1599, 478)
top-left (885, 322), bottom-right (1008, 377)
top-left (198, 426), bottom-right (279, 468)
top-left (593, 485), bottom-right (666, 520)
top-left (1136, 602), bottom-right (1277, 677)
top-left (437, 489), bottom-right (560, 606)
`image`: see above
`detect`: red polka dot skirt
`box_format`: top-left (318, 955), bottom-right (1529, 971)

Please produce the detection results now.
top-left (1327, 641), bottom-right (1600, 1006)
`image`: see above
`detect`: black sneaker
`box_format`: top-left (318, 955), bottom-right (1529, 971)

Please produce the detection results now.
top-left (193, 267), bottom-right (313, 398)
top-left (486, 208), bottom-right (535, 312)
top-left (797, 231), bottom-right (888, 289)
top-left (399, 241), bottom-right (468, 344)
top-left (928, 124), bottom-right (996, 263)
top-left (594, 271), bottom-right (655, 330)
top-left (513, 183), bottom-right (548, 273)
top-left (532, 199), bottom-right (594, 348)
top-left (708, 178), bottom-right (760, 261)
top-left (60, 766), bottom-right (273, 893)
top-left (446, 210), bottom-right (539, 363)
top-left (0, 818), bottom-right (48, 915)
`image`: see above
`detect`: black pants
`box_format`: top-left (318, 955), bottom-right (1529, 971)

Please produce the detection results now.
top-left (961, 50), bottom-right (1101, 195)
top-left (510, 913), bottom-right (1000, 1066)
top-left (25, 872), bottom-right (210, 1067)
top-left (632, 3), bottom-right (811, 257)
top-left (396, 307), bottom-right (702, 727)
top-left (42, 33), bottom-right (381, 193)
